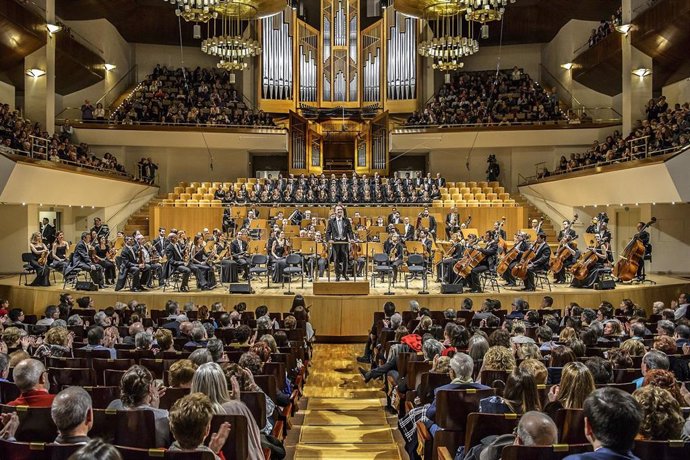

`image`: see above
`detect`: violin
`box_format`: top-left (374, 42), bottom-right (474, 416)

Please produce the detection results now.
top-left (613, 217), bottom-right (656, 282)
top-left (349, 240), bottom-right (362, 260)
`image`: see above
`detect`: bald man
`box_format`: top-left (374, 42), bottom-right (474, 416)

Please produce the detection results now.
top-left (474, 411), bottom-right (558, 460)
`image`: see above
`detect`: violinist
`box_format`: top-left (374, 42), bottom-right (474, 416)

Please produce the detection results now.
top-left (501, 232), bottom-right (529, 287)
top-left (571, 234), bottom-right (611, 289)
top-left (190, 235), bottom-right (216, 290)
top-left (445, 207), bottom-right (461, 239)
top-left (115, 237), bottom-right (150, 292)
top-left (384, 233), bottom-right (405, 283)
top-left (138, 235), bottom-right (162, 288)
top-left (598, 222), bottom-right (612, 245)
top-left (230, 231), bottom-right (250, 281)
top-left (28, 232), bottom-right (51, 286)
top-left (635, 221), bottom-right (651, 280)
top-left (438, 231), bottom-right (464, 283)
top-left (522, 232), bottom-right (552, 292)
top-left (95, 236), bottom-right (116, 285)
top-left (50, 231), bottom-right (70, 273)
top-left (271, 230), bottom-right (290, 283)
top-left (418, 230), bottom-right (433, 268)
top-left (306, 232), bottom-right (329, 281)
top-left (464, 231), bottom-right (498, 293)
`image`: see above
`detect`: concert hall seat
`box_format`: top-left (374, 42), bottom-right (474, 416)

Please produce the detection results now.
top-left (462, 193), bottom-right (473, 201)
top-left (198, 199), bottom-right (211, 208)
top-left (104, 369), bottom-right (127, 387)
top-left (210, 414), bottom-right (250, 460)
top-left (187, 200), bottom-right (199, 207)
top-left (84, 386), bottom-right (120, 409)
top-left (554, 408), bottom-right (587, 444)
top-left (500, 444), bottom-right (592, 460)
top-left (92, 359), bottom-right (136, 386)
top-left (455, 201), bottom-right (467, 208)
top-left (0, 439), bottom-right (53, 460)
top-left (448, 187), bottom-right (459, 195)
top-left (0, 381), bottom-right (20, 405)
top-left (467, 200), bottom-right (479, 207)
top-left (211, 200), bottom-right (223, 208)
top-left (443, 201), bottom-right (454, 208)
top-left (464, 413), bottom-right (518, 452)
top-left (633, 440), bottom-right (690, 460)
top-left (0, 405), bottom-right (58, 442)
top-left (158, 387), bottom-right (191, 410)
top-left (48, 368), bottom-right (97, 391)
top-left (174, 199), bottom-right (186, 207)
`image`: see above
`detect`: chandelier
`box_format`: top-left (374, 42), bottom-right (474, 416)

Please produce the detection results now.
top-left (200, 1), bottom-right (262, 71)
top-left (465, 0), bottom-right (515, 24)
top-left (418, 3), bottom-right (478, 72)
top-left (166, 0), bottom-right (221, 22)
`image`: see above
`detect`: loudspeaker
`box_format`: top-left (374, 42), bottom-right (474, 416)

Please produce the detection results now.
top-left (229, 283), bottom-right (252, 294)
top-left (595, 278), bottom-right (616, 290)
top-left (75, 281), bottom-right (98, 291)
top-left (441, 283), bottom-right (463, 294)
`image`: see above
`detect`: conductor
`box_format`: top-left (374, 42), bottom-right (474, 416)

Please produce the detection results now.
top-left (326, 205), bottom-right (354, 281)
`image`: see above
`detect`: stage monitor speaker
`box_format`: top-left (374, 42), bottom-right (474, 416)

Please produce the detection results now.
top-left (595, 278), bottom-right (616, 290)
top-left (441, 283), bottom-right (463, 294)
top-left (75, 281), bottom-right (98, 291)
top-left (229, 283), bottom-right (252, 294)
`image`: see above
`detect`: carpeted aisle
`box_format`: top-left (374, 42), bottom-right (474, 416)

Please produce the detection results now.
top-left (288, 344), bottom-right (403, 459)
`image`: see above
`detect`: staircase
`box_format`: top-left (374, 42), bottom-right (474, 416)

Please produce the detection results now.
top-left (513, 193), bottom-right (558, 241)
top-left (122, 195), bottom-right (165, 239)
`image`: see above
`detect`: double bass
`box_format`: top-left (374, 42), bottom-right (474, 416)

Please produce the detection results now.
top-left (570, 237), bottom-right (609, 281)
top-left (613, 217), bottom-right (656, 282)
top-left (549, 214), bottom-right (579, 274)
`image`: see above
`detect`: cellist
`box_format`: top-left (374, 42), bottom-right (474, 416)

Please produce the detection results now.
top-left (570, 234), bottom-right (611, 289)
top-left (438, 231), bottom-right (464, 284)
top-left (522, 232), bottom-right (551, 292)
top-left (553, 223), bottom-right (580, 284)
top-left (463, 231), bottom-right (498, 293)
top-left (501, 232), bottom-right (529, 287)
top-left (635, 221), bottom-right (651, 280)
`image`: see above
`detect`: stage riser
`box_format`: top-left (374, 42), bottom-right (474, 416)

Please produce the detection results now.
top-left (1, 279), bottom-right (688, 338)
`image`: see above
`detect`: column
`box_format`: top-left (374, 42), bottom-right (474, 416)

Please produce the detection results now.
top-left (621, 0), bottom-right (652, 135)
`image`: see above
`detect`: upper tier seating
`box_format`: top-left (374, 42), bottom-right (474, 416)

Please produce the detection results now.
top-left (110, 66), bottom-right (275, 128)
top-left (405, 69), bottom-right (565, 127)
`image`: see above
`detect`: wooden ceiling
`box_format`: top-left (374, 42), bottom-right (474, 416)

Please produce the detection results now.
top-left (0, 0), bottom-right (104, 95)
top-left (573, 0), bottom-right (690, 96)
top-left (54, 0), bottom-right (621, 47)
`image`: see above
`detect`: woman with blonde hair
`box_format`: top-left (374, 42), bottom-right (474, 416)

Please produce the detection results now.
top-left (33, 326), bottom-right (73, 358)
top-left (543, 361), bottom-right (595, 421)
top-left (190, 362), bottom-right (263, 460)
top-left (559, 326), bottom-right (577, 342)
top-left (620, 338), bottom-right (646, 357)
top-left (632, 385), bottom-right (684, 440)
top-left (28, 232), bottom-right (51, 286)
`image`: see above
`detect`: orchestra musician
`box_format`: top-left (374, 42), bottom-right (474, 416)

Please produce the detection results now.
top-left (165, 233), bottom-right (191, 291)
top-left (493, 221), bottom-right (507, 241)
top-left (402, 217), bottom-right (415, 241)
top-left (115, 237), bottom-right (150, 292)
top-left (326, 205), bottom-right (354, 281)
top-left (384, 233), bottom-right (405, 282)
top-left (28, 232), bottom-right (51, 286)
top-left (66, 232), bottom-right (105, 288)
top-left (530, 219), bottom-right (540, 233)
top-left (40, 217), bottom-right (56, 248)
top-left (94, 236), bottom-right (116, 285)
top-left (50, 231), bottom-right (70, 273)
top-left (522, 232), bottom-right (551, 292)
top-left (271, 230), bottom-right (290, 283)
top-left (418, 230), bottom-right (433, 267)
top-left (190, 235), bottom-right (215, 290)
top-left (91, 217), bottom-right (110, 240)
top-left (306, 231), bottom-right (329, 281)
top-left (417, 208), bottom-right (437, 239)
top-left (553, 220), bottom-right (579, 284)
top-left (571, 234), bottom-right (612, 289)
top-left (463, 231), bottom-right (497, 293)
top-left (230, 231), bottom-right (250, 281)
top-left (438, 232), bottom-right (464, 284)
top-left (137, 234), bottom-right (162, 288)
top-left (388, 209), bottom-right (402, 225)
top-left (445, 207), bottom-right (461, 239)
top-left (635, 221), bottom-right (652, 280)
top-left (152, 227), bottom-right (167, 255)
top-left (501, 232), bottom-right (529, 287)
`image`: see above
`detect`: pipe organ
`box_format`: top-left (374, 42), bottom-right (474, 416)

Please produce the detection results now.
top-left (261, 11), bottom-right (294, 101)
top-left (386, 10), bottom-right (417, 101)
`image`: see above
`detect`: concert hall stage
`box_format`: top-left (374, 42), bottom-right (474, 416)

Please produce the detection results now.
top-left (1, 275), bottom-right (688, 340)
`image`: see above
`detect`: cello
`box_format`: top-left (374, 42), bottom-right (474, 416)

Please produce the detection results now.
top-left (453, 235), bottom-right (486, 278)
top-left (613, 217), bottom-right (656, 282)
top-left (570, 236), bottom-right (609, 281)
top-left (549, 214), bottom-right (579, 274)
top-left (497, 232), bottom-right (525, 276)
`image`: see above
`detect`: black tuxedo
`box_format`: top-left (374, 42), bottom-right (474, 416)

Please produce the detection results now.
top-left (326, 217), bottom-right (354, 279)
top-left (115, 245), bottom-right (150, 291)
top-left (66, 240), bottom-right (104, 285)
top-left (466, 240), bottom-right (498, 292)
top-left (230, 239), bottom-right (249, 279)
top-left (525, 242), bottom-right (552, 290)
top-left (165, 242), bottom-right (191, 289)
top-left (402, 223), bottom-right (415, 241)
top-left (41, 224), bottom-right (56, 247)
top-left (91, 224), bottom-right (110, 240)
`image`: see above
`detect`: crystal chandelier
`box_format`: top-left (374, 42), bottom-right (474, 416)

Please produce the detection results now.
top-left (165, 0), bottom-right (221, 22)
top-left (418, 3), bottom-right (478, 72)
top-left (465, 0), bottom-right (515, 24)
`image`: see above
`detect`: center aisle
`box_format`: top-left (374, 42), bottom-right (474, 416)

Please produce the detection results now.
top-left (288, 344), bottom-right (404, 459)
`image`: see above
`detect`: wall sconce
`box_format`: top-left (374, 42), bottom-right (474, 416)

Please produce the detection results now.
top-left (615, 24), bottom-right (635, 35)
top-left (46, 23), bottom-right (62, 34)
top-left (104, 63), bottom-right (117, 71)
top-left (560, 62), bottom-right (575, 70)
top-left (26, 68), bottom-right (46, 78)
top-left (632, 67), bottom-right (652, 78)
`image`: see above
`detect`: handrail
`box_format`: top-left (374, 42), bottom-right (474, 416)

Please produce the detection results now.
top-left (518, 182), bottom-right (569, 223)
top-left (539, 63), bottom-right (583, 109)
top-left (392, 118), bottom-right (620, 131)
top-left (97, 64), bottom-right (139, 109)
top-left (56, 119), bottom-right (287, 132)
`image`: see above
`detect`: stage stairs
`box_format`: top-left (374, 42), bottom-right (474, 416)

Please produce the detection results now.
top-left (122, 194), bottom-right (165, 239)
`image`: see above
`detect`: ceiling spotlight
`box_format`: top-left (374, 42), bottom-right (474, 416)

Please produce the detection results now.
top-left (104, 63), bottom-right (117, 71)
top-left (560, 62), bottom-right (575, 70)
top-left (46, 23), bottom-right (62, 34)
top-left (381, 0), bottom-right (389, 9)
top-left (632, 67), bottom-right (652, 78)
top-left (615, 23), bottom-right (635, 35)
top-left (26, 68), bottom-right (46, 78)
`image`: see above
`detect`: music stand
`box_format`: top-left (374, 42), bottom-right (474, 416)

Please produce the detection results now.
top-left (367, 242), bottom-right (383, 282)
top-left (248, 240), bottom-right (267, 255)
top-left (250, 219), bottom-right (267, 239)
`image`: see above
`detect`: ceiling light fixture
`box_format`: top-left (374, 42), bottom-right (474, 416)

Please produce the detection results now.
top-left (615, 23), bottom-right (634, 35)
top-left (46, 23), bottom-right (62, 34)
top-left (632, 67), bottom-right (652, 78)
top-left (560, 62), bottom-right (575, 70)
top-left (26, 68), bottom-right (46, 78)
top-left (104, 63), bottom-right (117, 71)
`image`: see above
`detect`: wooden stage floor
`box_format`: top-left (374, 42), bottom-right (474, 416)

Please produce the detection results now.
top-left (1, 274), bottom-right (688, 338)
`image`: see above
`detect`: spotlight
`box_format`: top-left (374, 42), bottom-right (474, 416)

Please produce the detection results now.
top-left (104, 63), bottom-right (117, 71)
top-left (26, 68), bottom-right (46, 78)
top-left (631, 68), bottom-right (652, 78)
top-left (560, 62), bottom-right (575, 70)
top-left (46, 23), bottom-right (62, 34)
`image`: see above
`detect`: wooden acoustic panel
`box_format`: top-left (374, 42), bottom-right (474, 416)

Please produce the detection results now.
top-left (312, 280), bottom-right (370, 295)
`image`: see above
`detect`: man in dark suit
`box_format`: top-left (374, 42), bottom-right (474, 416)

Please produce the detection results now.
top-left (326, 205), bottom-right (354, 281)
top-left (66, 232), bottom-right (104, 288)
top-left (562, 387), bottom-right (642, 460)
top-left (401, 217), bottom-right (415, 241)
top-left (115, 237), bottom-right (150, 292)
top-left (435, 173), bottom-right (445, 188)
top-left (463, 232), bottom-right (497, 293)
top-left (152, 227), bottom-right (167, 255)
top-left (230, 231), bottom-right (250, 280)
top-left (524, 232), bottom-right (551, 291)
top-left (165, 233), bottom-right (191, 291)
top-left (635, 221), bottom-right (651, 279)
top-left (418, 207), bottom-right (437, 239)
top-left (90, 217), bottom-right (109, 240)
top-left (40, 218), bottom-right (56, 248)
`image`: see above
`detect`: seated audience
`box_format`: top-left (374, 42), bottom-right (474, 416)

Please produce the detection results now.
top-left (51, 387), bottom-right (93, 444)
top-left (632, 385), bottom-right (684, 441)
top-left (168, 392), bottom-right (231, 459)
top-left (8, 358), bottom-right (55, 407)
